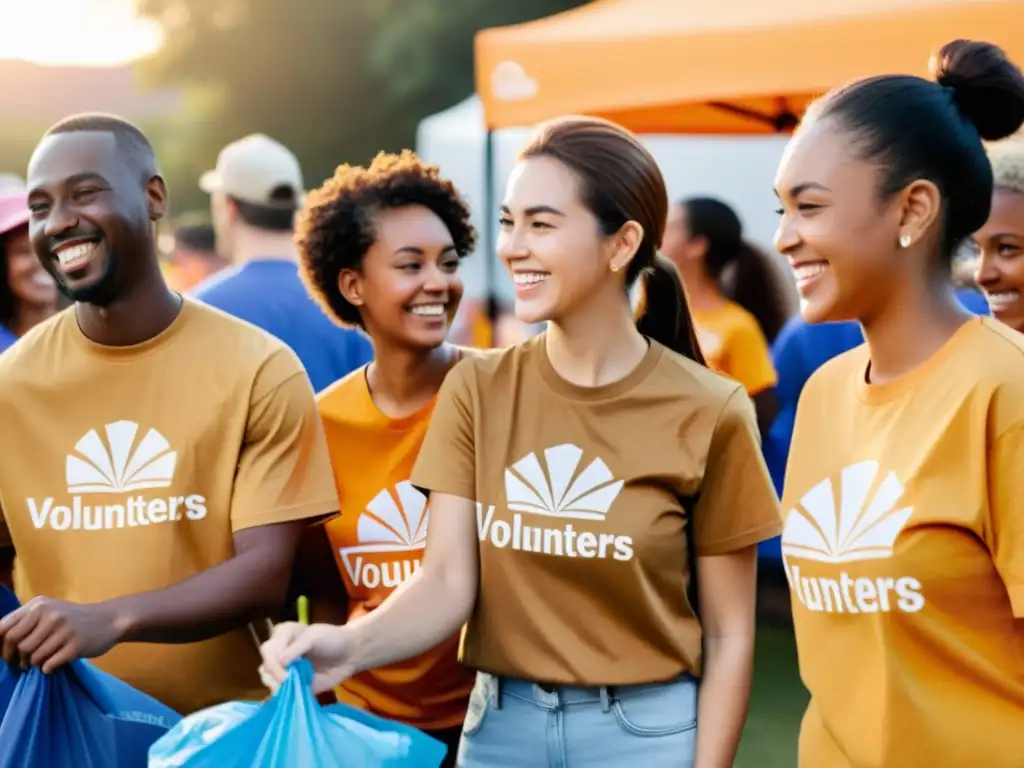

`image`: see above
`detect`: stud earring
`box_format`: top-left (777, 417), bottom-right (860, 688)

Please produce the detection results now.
top-left (899, 235), bottom-right (912, 248)
top-left (611, 263), bottom-right (622, 273)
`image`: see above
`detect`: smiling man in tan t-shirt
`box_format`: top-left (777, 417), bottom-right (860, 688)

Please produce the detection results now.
top-left (0, 113), bottom-right (337, 714)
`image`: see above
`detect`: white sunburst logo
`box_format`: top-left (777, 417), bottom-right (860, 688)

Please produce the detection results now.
top-left (339, 482), bottom-right (429, 589)
top-left (505, 444), bottom-right (624, 521)
top-left (476, 443), bottom-right (634, 562)
top-left (782, 461), bottom-right (912, 563)
top-left (782, 461), bottom-right (925, 614)
top-left (66, 420), bottom-right (177, 494)
top-left (23, 420), bottom-right (208, 533)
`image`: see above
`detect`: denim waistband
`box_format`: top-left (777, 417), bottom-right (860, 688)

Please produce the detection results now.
top-left (480, 672), bottom-right (695, 712)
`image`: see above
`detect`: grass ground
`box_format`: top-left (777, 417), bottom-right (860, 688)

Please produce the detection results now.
top-left (733, 564), bottom-right (808, 767)
top-left (735, 624), bottom-right (807, 767)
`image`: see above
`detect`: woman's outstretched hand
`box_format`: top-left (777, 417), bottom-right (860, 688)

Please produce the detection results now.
top-left (258, 621), bottom-right (356, 695)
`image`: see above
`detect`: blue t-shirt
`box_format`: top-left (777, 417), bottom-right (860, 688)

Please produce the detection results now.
top-left (192, 259), bottom-right (373, 392)
top-left (760, 288), bottom-right (989, 560)
top-left (0, 325), bottom-right (16, 354)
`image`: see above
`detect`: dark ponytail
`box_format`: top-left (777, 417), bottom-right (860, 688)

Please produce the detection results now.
top-left (681, 197), bottom-right (788, 343)
top-left (635, 255), bottom-right (706, 365)
top-left (724, 241), bottom-right (788, 343)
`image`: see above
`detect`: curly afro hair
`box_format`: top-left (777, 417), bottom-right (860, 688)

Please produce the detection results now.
top-left (296, 150), bottom-right (476, 329)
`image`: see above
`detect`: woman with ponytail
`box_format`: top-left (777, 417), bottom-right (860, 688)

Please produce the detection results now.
top-left (663, 197), bottom-right (788, 432)
top-left (260, 116), bottom-right (781, 767)
top-left (776, 39), bottom-right (1024, 767)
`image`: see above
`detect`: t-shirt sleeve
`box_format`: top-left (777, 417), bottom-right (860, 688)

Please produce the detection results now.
top-left (988, 424), bottom-right (1024, 617)
top-left (725, 319), bottom-right (778, 396)
top-left (231, 353), bottom-right (339, 532)
top-left (410, 360), bottom-right (476, 500)
top-left (692, 387), bottom-right (783, 556)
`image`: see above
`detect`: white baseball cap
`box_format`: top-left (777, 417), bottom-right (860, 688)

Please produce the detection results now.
top-left (199, 134), bottom-right (304, 208)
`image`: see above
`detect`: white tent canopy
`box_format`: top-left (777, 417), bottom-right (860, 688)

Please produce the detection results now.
top-left (415, 95), bottom-right (797, 311)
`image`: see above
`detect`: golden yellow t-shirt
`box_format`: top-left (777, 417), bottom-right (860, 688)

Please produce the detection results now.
top-left (0, 300), bottom-right (338, 714)
top-left (782, 317), bottom-right (1024, 768)
top-left (692, 301), bottom-right (776, 396)
top-left (317, 366), bottom-right (475, 730)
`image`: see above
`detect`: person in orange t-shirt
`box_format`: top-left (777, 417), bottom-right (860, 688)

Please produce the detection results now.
top-left (287, 151), bottom-right (477, 767)
top-left (776, 41), bottom-right (1024, 767)
top-left (662, 197), bottom-right (789, 434)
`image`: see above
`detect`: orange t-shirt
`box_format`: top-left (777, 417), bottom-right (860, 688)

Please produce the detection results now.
top-left (782, 318), bottom-right (1024, 767)
top-left (317, 367), bottom-right (475, 730)
top-left (692, 302), bottom-right (777, 396)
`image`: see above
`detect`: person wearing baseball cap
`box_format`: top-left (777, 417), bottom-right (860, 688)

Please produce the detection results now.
top-left (0, 189), bottom-right (57, 355)
top-left (192, 134), bottom-right (373, 391)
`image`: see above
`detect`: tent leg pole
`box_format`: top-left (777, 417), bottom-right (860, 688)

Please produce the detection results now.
top-left (484, 130), bottom-right (497, 348)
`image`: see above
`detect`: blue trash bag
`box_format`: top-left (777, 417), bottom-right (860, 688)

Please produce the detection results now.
top-left (148, 659), bottom-right (449, 767)
top-left (0, 587), bottom-right (18, 710)
top-left (0, 585), bottom-right (181, 767)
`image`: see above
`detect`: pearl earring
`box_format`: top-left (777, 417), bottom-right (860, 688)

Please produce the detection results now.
top-left (899, 235), bottom-right (912, 248)
top-left (611, 263), bottom-right (622, 273)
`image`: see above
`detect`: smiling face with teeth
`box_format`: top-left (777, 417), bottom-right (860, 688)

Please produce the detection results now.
top-left (498, 156), bottom-right (636, 326)
top-left (973, 187), bottom-right (1024, 333)
top-left (26, 129), bottom-right (166, 307)
top-left (773, 119), bottom-right (931, 325)
top-left (2, 225), bottom-right (57, 325)
top-left (338, 205), bottom-right (464, 350)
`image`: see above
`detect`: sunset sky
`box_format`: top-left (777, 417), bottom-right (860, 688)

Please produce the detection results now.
top-left (0, 0), bottom-right (163, 66)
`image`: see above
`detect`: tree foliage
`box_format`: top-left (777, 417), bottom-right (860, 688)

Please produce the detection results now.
top-left (135, 0), bottom-right (585, 215)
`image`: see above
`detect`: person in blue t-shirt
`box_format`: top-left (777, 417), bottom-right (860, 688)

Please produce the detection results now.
top-left (192, 134), bottom-right (373, 391)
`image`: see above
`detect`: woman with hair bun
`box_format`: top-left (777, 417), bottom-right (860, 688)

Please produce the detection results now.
top-left (775, 39), bottom-right (1024, 767)
top-left (262, 117), bottom-right (781, 766)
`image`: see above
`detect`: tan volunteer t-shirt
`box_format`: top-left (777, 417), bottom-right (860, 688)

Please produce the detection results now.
top-left (782, 317), bottom-right (1024, 768)
top-left (411, 334), bottom-right (781, 685)
top-left (0, 299), bottom-right (337, 714)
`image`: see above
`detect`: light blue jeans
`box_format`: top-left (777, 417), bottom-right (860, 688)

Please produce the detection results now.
top-left (456, 671), bottom-right (698, 767)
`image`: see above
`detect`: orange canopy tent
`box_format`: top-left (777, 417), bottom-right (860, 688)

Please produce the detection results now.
top-left (474, 0), bottom-right (1024, 134)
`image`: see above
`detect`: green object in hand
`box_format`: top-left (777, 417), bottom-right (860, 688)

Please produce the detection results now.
top-left (297, 596), bottom-right (309, 626)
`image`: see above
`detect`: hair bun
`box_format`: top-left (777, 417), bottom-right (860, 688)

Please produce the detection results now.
top-left (931, 39), bottom-right (1024, 141)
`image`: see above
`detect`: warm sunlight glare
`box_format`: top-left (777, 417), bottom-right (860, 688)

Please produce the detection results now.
top-left (0, 0), bottom-right (163, 66)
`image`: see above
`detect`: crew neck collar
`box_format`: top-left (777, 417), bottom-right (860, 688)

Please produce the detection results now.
top-left (536, 332), bottom-right (663, 401)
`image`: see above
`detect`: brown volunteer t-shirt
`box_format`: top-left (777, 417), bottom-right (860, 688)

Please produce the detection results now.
top-left (0, 299), bottom-right (338, 714)
top-left (411, 334), bottom-right (781, 685)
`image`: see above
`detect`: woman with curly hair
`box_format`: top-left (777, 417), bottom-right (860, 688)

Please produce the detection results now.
top-left (0, 190), bottom-right (57, 353)
top-left (288, 150), bottom-right (477, 767)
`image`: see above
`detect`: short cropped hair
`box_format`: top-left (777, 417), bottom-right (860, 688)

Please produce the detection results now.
top-left (295, 150), bottom-right (476, 328)
top-left (229, 188), bottom-right (297, 232)
top-left (43, 112), bottom-right (158, 177)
